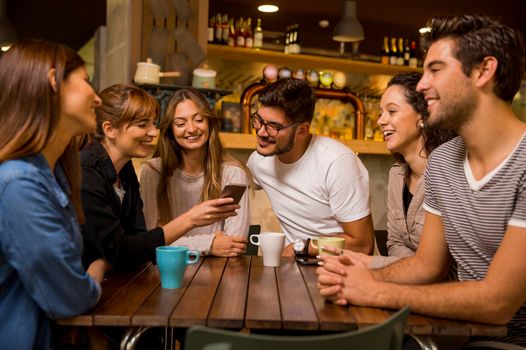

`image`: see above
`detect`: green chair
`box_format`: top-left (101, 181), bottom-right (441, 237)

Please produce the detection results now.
top-left (185, 306), bottom-right (409, 350)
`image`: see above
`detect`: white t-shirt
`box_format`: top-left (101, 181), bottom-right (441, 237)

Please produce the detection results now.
top-left (247, 135), bottom-right (370, 244)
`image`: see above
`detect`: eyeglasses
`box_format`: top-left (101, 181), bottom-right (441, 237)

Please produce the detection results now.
top-left (250, 113), bottom-right (298, 137)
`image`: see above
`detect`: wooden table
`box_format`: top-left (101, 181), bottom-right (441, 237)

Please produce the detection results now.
top-left (58, 256), bottom-right (505, 338)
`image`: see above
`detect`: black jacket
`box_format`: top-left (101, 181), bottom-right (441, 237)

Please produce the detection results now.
top-left (80, 141), bottom-right (164, 271)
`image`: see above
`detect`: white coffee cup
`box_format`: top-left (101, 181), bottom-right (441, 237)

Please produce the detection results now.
top-left (250, 232), bottom-right (285, 267)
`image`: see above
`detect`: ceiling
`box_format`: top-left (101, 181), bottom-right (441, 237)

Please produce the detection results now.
top-left (5, 0), bottom-right (525, 56)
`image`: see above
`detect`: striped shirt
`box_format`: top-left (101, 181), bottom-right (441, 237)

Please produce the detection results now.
top-left (424, 135), bottom-right (526, 345)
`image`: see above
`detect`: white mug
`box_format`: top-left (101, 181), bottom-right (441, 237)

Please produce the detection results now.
top-left (250, 232), bottom-right (285, 267)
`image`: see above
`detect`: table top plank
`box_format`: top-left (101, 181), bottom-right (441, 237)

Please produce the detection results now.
top-left (245, 256), bottom-right (282, 329)
top-left (207, 256), bottom-right (251, 329)
top-left (131, 259), bottom-right (203, 326)
top-left (93, 264), bottom-right (161, 326)
top-left (468, 322), bottom-right (507, 337)
top-left (169, 257), bottom-right (227, 327)
top-left (57, 264), bottom-right (151, 326)
top-left (350, 306), bottom-right (392, 328)
top-left (276, 258), bottom-right (319, 330)
top-left (298, 264), bottom-right (358, 331)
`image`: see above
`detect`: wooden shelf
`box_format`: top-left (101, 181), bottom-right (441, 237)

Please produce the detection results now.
top-left (208, 44), bottom-right (421, 76)
top-left (219, 132), bottom-right (390, 155)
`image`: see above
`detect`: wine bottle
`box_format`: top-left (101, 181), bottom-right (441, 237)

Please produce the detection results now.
top-left (208, 15), bottom-right (215, 43)
top-left (245, 18), bottom-right (253, 48)
top-left (389, 37), bottom-right (398, 65)
top-left (214, 13), bottom-right (222, 44)
top-left (236, 18), bottom-right (246, 47)
top-left (284, 26), bottom-right (290, 54)
top-left (403, 39), bottom-right (410, 66)
top-left (227, 18), bottom-right (236, 47)
top-left (396, 38), bottom-right (405, 66)
top-left (254, 18), bottom-right (263, 48)
top-left (409, 41), bottom-right (418, 68)
top-left (380, 36), bottom-right (389, 64)
top-left (294, 24), bottom-right (301, 54)
top-left (221, 14), bottom-right (229, 45)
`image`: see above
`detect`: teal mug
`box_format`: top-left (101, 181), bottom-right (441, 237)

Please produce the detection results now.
top-left (156, 246), bottom-right (199, 289)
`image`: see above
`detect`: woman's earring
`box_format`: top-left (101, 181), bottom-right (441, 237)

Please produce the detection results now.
top-left (419, 121), bottom-right (425, 129)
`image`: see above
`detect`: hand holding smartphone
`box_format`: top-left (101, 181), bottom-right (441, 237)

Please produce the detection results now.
top-left (219, 183), bottom-right (247, 205)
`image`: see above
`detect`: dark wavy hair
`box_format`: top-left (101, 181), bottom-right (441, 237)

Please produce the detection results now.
top-left (258, 78), bottom-right (316, 123)
top-left (387, 72), bottom-right (456, 163)
top-left (420, 14), bottom-right (525, 103)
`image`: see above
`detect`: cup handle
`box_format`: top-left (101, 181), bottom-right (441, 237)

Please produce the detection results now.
top-left (249, 234), bottom-right (260, 246)
top-left (186, 250), bottom-right (200, 265)
top-left (310, 239), bottom-right (318, 249)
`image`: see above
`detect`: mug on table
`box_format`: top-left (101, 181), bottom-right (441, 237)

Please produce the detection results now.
top-left (310, 237), bottom-right (345, 256)
top-left (156, 246), bottom-right (199, 289)
top-left (250, 232), bottom-right (285, 267)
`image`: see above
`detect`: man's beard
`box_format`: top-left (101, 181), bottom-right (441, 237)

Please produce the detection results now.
top-left (257, 127), bottom-right (297, 157)
top-left (429, 90), bottom-right (478, 132)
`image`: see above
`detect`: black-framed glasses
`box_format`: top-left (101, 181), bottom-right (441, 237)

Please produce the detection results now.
top-left (250, 113), bottom-right (298, 137)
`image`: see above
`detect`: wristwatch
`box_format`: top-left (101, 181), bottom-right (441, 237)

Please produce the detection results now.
top-left (293, 238), bottom-right (310, 257)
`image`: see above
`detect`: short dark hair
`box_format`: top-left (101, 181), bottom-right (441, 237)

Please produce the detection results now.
top-left (387, 72), bottom-right (456, 162)
top-left (420, 14), bottom-right (525, 103)
top-left (258, 78), bottom-right (316, 123)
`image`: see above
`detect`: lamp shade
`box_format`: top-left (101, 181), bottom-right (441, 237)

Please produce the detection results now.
top-left (0, 0), bottom-right (16, 48)
top-left (332, 1), bottom-right (364, 42)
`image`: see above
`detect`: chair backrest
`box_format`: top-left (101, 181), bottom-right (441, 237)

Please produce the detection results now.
top-left (185, 306), bottom-right (409, 350)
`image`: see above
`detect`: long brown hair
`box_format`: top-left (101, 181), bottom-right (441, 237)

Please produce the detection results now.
top-left (0, 39), bottom-right (87, 221)
top-left (154, 89), bottom-right (250, 224)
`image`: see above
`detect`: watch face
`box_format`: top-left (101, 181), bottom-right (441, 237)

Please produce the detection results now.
top-left (294, 240), bottom-right (305, 252)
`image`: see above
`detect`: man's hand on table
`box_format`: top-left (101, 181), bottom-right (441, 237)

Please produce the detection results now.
top-left (316, 254), bottom-right (380, 306)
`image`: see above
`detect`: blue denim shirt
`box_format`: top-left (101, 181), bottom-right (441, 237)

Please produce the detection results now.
top-left (0, 154), bottom-right (101, 350)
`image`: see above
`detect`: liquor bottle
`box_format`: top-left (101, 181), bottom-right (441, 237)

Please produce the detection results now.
top-left (284, 26), bottom-right (290, 54)
top-left (214, 13), bottom-right (222, 44)
top-left (396, 38), bottom-right (405, 66)
top-left (293, 24), bottom-right (301, 54)
top-left (236, 18), bottom-right (246, 47)
top-left (245, 18), bottom-right (253, 48)
top-left (254, 18), bottom-right (263, 48)
top-left (289, 25), bottom-right (296, 54)
top-left (221, 14), bottom-right (229, 45)
top-left (403, 39), bottom-right (410, 66)
top-left (380, 36), bottom-right (389, 64)
top-left (208, 15), bottom-right (215, 43)
top-left (409, 41), bottom-right (418, 68)
top-left (389, 37), bottom-right (398, 65)
top-left (227, 18), bottom-right (236, 47)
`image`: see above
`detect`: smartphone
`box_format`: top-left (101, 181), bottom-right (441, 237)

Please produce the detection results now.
top-left (296, 257), bottom-right (320, 266)
top-left (219, 183), bottom-right (247, 205)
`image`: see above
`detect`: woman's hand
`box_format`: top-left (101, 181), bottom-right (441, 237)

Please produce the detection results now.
top-left (187, 198), bottom-right (240, 228)
top-left (210, 231), bottom-right (247, 257)
top-left (321, 245), bottom-right (373, 267)
top-left (87, 258), bottom-right (112, 284)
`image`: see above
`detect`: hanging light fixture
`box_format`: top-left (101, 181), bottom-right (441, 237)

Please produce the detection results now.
top-left (332, 1), bottom-right (364, 55)
top-left (0, 0), bottom-right (17, 51)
